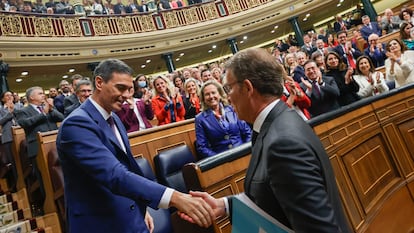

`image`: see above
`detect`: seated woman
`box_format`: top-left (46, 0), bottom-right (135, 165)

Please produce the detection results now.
top-left (115, 78), bottom-right (153, 133)
top-left (151, 75), bottom-right (185, 126)
top-left (385, 38), bottom-right (414, 88)
top-left (399, 22), bottom-right (414, 50)
top-left (281, 75), bottom-right (311, 120)
top-left (195, 81), bottom-right (251, 159)
top-left (183, 78), bottom-right (200, 119)
top-left (173, 74), bottom-right (186, 97)
top-left (353, 56), bottom-right (389, 97)
top-left (325, 51), bottom-right (360, 106)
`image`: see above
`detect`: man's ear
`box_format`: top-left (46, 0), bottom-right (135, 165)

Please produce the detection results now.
top-left (243, 79), bottom-right (254, 96)
top-left (94, 76), bottom-right (103, 91)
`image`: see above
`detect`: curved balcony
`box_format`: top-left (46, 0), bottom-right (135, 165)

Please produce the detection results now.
top-left (0, 0), bottom-right (402, 93)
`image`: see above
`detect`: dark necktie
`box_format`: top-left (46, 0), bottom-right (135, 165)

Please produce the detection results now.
top-left (107, 116), bottom-right (116, 134)
top-left (37, 105), bottom-right (44, 114)
top-left (313, 81), bottom-right (321, 97)
top-left (252, 130), bottom-right (259, 145)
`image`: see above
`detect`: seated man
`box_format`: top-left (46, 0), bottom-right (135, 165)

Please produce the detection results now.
top-left (364, 33), bottom-right (387, 67)
top-left (64, 79), bottom-right (93, 117)
top-left (300, 60), bottom-right (340, 117)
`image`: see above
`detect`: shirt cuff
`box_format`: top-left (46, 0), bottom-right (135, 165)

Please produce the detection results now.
top-left (158, 187), bottom-right (174, 209)
top-left (223, 197), bottom-right (230, 216)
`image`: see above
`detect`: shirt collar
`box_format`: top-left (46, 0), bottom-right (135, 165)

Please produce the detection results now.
top-left (89, 97), bottom-right (111, 120)
top-left (252, 99), bottom-right (280, 133)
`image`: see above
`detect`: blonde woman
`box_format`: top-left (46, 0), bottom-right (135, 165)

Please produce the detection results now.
top-left (151, 75), bottom-right (185, 125)
top-left (195, 81), bottom-right (251, 159)
top-left (183, 78), bottom-right (200, 119)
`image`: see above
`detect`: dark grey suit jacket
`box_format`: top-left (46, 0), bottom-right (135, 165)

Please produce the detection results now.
top-left (15, 105), bottom-right (64, 158)
top-left (300, 75), bottom-right (340, 117)
top-left (0, 105), bottom-right (22, 144)
top-left (239, 101), bottom-right (351, 233)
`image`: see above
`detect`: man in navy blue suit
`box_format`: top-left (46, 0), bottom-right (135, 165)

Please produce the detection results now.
top-left (56, 59), bottom-right (214, 233)
top-left (360, 15), bottom-right (382, 41)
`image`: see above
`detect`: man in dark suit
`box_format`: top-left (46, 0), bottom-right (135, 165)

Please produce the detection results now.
top-left (63, 74), bottom-right (84, 113)
top-left (333, 14), bottom-right (350, 33)
top-left (0, 91), bottom-right (22, 189)
top-left (186, 48), bottom-right (351, 232)
top-left (64, 79), bottom-right (93, 117)
top-left (56, 59), bottom-right (214, 233)
top-left (138, 0), bottom-right (148, 12)
top-left (360, 15), bottom-right (382, 41)
top-left (300, 34), bottom-right (317, 57)
top-left (300, 60), bottom-right (340, 117)
top-left (53, 79), bottom-right (71, 114)
top-left (16, 86), bottom-right (64, 159)
top-left (364, 33), bottom-right (387, 68)
top-left (16, 86), bottom-right (64, 214)
top-left (334, 30), bottom-right (362, 69)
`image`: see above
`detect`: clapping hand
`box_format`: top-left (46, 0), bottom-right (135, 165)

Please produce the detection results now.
top-left (43, 98), bottom-right (54, 113)
top-left (301, 77), bottom-right (312, 90)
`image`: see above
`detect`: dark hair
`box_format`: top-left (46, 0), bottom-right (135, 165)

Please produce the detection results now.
top-left (399, 8), bottom-right (413, 20)
top-left (224, 48), bottom-right (283, 98)
top-left (0, 91), bottom-right (12, 105)
top-left (337, 30), bottom-right (347, 38)
top-left (325, 51), bottom-right (347, 71)
top-left (399, 22), bottom-right (413, 40)
top-left (355, 55), bottom-right (375, 75)
top-left (386, 38), bottom-right (407, 53)
top-left (70, 74), bottom-right (84, 85)
top-left (93, 59), bottom-right (133, 86)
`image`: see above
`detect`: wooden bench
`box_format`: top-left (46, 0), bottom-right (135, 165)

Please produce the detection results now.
top-left (11, 127), bottom-right (26, 191)
top-left (128, 119), bottom-right (197, 171)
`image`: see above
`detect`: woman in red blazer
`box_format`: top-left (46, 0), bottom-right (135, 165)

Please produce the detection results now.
top-left (280, 75), bottom-right (311, 120)
top-left (151, 75), bottom-right (185, 125)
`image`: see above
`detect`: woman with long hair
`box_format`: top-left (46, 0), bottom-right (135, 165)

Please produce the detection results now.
top-left (182, 78), bottom-right (200, 119)
top-left (400, 22), bottom-right (414, 50)
top-left (195, 81), bottom-right (251, 159)
top-left (151, 75), bottom-right (185, 125)
top-left (324, 51), bottom-right (360, 106)
top-left (353, 56), bottom-right (389, 97)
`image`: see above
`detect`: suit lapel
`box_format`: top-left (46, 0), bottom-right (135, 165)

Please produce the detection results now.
top-left (244, 101), bottom-right (287, 193)
top-left (81, 100), bottom-right (142, 173)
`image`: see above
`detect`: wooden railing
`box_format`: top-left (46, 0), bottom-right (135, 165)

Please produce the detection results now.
top-left (0, 0), bottom-right (274, 37)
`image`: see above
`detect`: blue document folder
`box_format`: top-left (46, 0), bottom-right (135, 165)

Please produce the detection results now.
top-left (232, 193), bottom-right (294, 233)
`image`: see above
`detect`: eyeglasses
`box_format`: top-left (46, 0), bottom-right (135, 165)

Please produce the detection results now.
top-left (223, 81), bottom-right (239, 94)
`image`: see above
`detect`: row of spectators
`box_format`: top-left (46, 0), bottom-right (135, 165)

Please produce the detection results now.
top-left (0, 0), bottom-right (201, 14)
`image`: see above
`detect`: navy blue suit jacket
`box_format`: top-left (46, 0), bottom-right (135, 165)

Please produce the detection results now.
top-left (360, 22), bottom-right (382, 41)
top-left (57, 99), bottom-right (166, 233)
top-left (195, 105), bottom-right (251, 158)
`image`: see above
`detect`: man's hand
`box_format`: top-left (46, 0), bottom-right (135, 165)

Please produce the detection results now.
top-left (144, 210), bottom-right (154, 233)
top-left (178, 191), bottom-right (226, 224)
top-left (169, 191), bottom-right (215, 228)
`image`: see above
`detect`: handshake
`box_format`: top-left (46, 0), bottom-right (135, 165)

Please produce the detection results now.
top-left (171, 191), bottom-right (227, 228)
